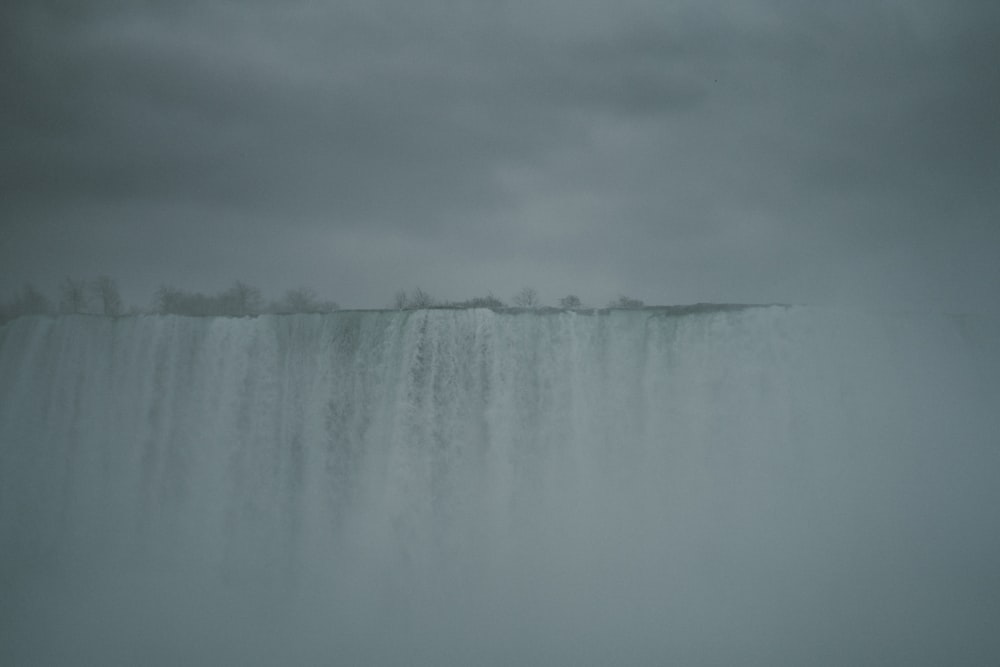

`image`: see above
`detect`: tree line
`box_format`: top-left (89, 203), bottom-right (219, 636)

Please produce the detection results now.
top-left (390, 287), bottom-right (645, 311)
top-left (153, 283), bottom-right (338, 317)
top-left (0, 279), bottom-right (340, 324)
top-left (0, 276), bottom-right (125, 324)
top-left (1, 279), bottom-right (646, 325)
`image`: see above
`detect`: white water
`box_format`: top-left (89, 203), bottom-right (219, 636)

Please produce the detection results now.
top-left (1, 307), bottom-right (998, 665)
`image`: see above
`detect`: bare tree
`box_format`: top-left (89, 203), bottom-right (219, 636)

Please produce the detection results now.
top-left (155, 285), bottom-right (188, 315)
top-left (92, 275), bottom-right (122, 316)
top-left (450, 293), bottom-right (506, 309)
top-left (392, 288), bottom-right (435, 309)
top-left (558, 294), bottom-right (582, 309)
top-left (513, 287), bottom-right (540, 308)
top-left (273, 288), bottom-right (338, 314)
top-left (59, 277), bottom-right (89, 314)
top-left (408, 287), bottom-right (435, 309)
top-left (156, 283), bottom-right (261, 317)
top-left (219, 281), bottom-right (263, 317)
top-left (609, 295), bottom-right (644, 309)
top-left (1, 283), bottom-right (51, 323)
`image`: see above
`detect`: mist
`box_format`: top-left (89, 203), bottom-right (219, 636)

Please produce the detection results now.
top-left (2, 307), bottom-right (998, 665)
top-left (3, 1), bottom-right (999, 662)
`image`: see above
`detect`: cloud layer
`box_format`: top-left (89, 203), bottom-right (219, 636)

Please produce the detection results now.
top-left (2, 0), bottom-right (998, 309)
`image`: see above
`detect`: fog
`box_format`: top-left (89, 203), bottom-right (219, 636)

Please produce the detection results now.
top-left (1, 307), bottom-right (998, 665)
top-left (4, 2), bottom-right (997, 659)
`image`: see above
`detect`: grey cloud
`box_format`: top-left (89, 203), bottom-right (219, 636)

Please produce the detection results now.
top-left (1, 0), bottom-right (998, 310)
top-left (4, 3), bottom-right (563, 225)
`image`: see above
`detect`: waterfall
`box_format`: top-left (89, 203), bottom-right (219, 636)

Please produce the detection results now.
top-left (1, 307), bottom-right (998, 665)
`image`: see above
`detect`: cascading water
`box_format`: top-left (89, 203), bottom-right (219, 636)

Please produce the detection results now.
top-left (1, 306), bottom-right (998, 665)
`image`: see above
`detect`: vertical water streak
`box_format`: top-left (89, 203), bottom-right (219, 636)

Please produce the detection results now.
top-left (0, 307), bottom-right (997, 666)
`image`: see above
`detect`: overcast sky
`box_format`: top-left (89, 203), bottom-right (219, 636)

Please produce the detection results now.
top-left (2, 0), bottom-right (998, 310)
